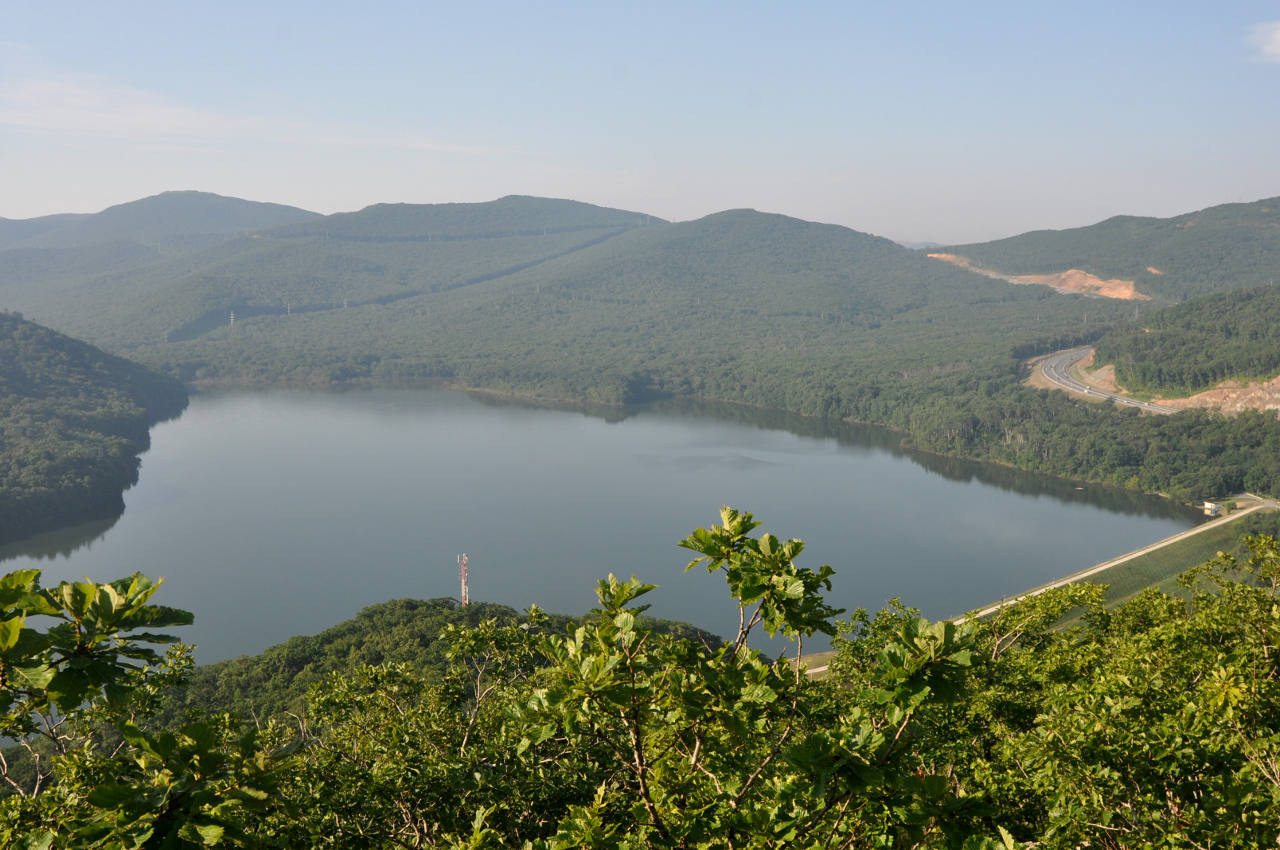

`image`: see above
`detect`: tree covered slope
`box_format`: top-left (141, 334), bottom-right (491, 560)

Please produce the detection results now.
top-left (1094, 283), bottom-right (1280, 395)
top-left (7, 190), bottom-right (320, 252)
top-left (0, 312), bottom-right (187, 543)
top-left (5, 192), bottom-right (1280, 502)
top-left (126, 205), bottom-right (1115, 408)
top-left (159, 596), bottom-right (721, 725)
top-left (0, 213), bottom-right (87, 250)
top-left (0, 195), bottom-right (660, 351)
top-left (944, 196), bottom-right (1280, 302)
top-left (0, 192), bottom-right (321, 327)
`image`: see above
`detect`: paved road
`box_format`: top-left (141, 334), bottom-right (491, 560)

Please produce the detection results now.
top-left (955, 500), bottom-right (1276, 624)
top-left (801, 496), bottom-right (1280, 675)
top-left (1040, 347), bottom-right (1178, 414)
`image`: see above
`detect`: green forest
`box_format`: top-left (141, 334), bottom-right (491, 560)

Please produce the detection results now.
top-left (1094, 283), bottom-right (1280, 395)
top-left (4, 190), bottom-right (1280, 544)
top-left (943, 196), bottom-right (1280, 302)
top-left (3, 192), bottom-right (1280, 518)
top-left (0, 312), bottom-right (187, 544)
top-left (2, 508), bottom-right (1278, 848)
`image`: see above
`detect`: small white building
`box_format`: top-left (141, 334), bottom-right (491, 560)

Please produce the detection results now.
top-left (1202, 501), bottom-right (1221, 517)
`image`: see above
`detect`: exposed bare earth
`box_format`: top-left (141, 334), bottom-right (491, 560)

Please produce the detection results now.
top-left (929, 253), bottom-right (1150, 300)
top-left (1071, 350), bottom-right (1280, 416)
top-left (1078, 351), bottom-right (1120, 392)
top-left (1151, 375), bottom-right (1280, 415)
top-left (1017, 269), bottom-right (1150, 300)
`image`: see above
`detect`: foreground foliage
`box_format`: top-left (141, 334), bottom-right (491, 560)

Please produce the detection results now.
top-left (2, 508), bottom-right (1278, 847)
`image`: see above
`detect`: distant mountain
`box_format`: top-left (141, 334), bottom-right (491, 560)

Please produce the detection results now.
top-left (942, 196), bottom-right (1280, 302)
top-left (11, 190), bottom-right (320, 252)
top-left (0, 195), bottom-right (1120, 416)
top-left (0, 191), bottom-right (323, 328)
top-left (0, 213), bottom-right (88, 250)
top-left (3, 191), bottom-right (1278, 503)
top-left (111, 204), bottom-right (1115, 414)
top-left (272, 194), bottom-right (660, 241)
top-left (0, 312), bottom-right (187, 543)
top-left (0, 195), bottom-right (663, 350)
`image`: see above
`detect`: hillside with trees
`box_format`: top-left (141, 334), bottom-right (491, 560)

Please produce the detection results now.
top-left (0, 213), bottom-right (87, 250)
top-left (158, 597), bottom-right (721, 725)
top-left (1093, 283), bottom-right (1280, 395)
top-left (3, 193), bottom-right (1280, 503)
top-left (0, 312), bottom-right (187, 543)
top-left (0, 192), bottom-right (320, 333)
top-left (943, 196), bottom-right (1280, 302)
top-left (5, 190), bottom-right (319, 253)
top-left (1, 508), bottom-right (1277, 847)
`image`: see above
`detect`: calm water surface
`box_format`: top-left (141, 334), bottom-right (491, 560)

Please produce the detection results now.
top-left (3, 390), bottom-right (1200, 661)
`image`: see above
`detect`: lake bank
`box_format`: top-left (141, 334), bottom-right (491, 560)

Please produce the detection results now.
top-left (2, 388), bottom-right (1200, 662)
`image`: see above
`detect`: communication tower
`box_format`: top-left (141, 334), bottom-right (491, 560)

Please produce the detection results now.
top-left (458, 553), bottom-right (470, 607)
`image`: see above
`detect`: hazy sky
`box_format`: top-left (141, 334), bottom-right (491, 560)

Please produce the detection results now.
top-left (3, 1), bottom-right (1279, 243)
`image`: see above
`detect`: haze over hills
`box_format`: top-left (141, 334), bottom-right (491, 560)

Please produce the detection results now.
top-left (0, 213), bottom-right (89, 250)
top-left (0, 192), bottom-right (1112, 387)
top-left (0, 191), bottom-right (322, 323)
top-left (940, 196), bottom-right (1280, 303)
top-left (6, 190), bottom-right (320, 252)
top-left (68, 199), bottom-right (1115, 411)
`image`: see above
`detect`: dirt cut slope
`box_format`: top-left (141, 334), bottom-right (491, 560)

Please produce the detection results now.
top-left (929, 253), bottom-right (1150, 300)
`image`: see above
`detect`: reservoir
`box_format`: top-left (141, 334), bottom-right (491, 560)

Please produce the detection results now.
top-left (2, 389), bottom-right (1200, 661)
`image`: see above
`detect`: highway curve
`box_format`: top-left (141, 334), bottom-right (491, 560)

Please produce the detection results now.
top-left (1039, 347), bottom-right (1177, 414)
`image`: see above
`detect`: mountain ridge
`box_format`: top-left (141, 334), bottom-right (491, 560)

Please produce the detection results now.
top-left (941, 195), bottom-right (1280, 302)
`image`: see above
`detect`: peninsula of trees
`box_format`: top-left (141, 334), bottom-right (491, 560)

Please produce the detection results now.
top-left (0, 312), bottom-right (187, 544)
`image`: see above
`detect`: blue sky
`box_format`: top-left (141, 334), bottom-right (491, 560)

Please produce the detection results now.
top-left (2, 1), bottom-right (1278, 242)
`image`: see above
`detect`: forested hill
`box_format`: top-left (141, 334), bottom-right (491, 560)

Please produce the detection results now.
top-left (5, 191), bottom-right (1280, 502)
top-left (943, 196), bottom-right (1280, 302)
top-left (269, 194), bottom-right (661, 240)
top-left (0, 213), bottom-right (87, 250)
top-left (0, 312), bottom-right (187, 543)
top-left (8, 190), bottom-right (320, 252)
top-left (1094, 282), bottom-right (1280, 395)
top-left (0, 194), bottom-right (662, 352)
top-left (125, 205), bottom-right (1110, 407)
top-left (159, 597), bottom-right (722, 725)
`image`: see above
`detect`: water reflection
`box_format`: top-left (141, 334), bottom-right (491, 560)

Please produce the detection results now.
top-left (0, 388), bottom-right (1203, 662)
top-left (476, 393), bottom-right (1199, 524)
top-left (0, 516), bottom-right (120, 562)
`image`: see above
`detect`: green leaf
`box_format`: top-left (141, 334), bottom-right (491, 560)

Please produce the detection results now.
top-left (195, 823), bottom-right (225, 845)
top-left (0, 615), bottom-right (23, 651)
top-left (87, 781), bottom-right (141, 807)
top-left (11, 661), bottom-right (55, 690)
top-left (741, 683), bottom-right (778, 704)
top-left (12, 831), bottom-right (55, 850)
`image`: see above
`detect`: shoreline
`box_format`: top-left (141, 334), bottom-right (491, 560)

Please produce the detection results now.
top-left (955, 495), bottom-right (1278, 623)
top-left (184, 375), bottom-right (1202, 511)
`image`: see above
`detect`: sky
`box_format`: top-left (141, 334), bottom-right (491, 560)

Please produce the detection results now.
top-left (2, 1), bottom-right (1279, 243)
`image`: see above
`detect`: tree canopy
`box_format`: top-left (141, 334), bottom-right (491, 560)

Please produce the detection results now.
top-left (2, 508), bottom-right (1277, 847)
top-left (0, 312), bottom-right (187, 544)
